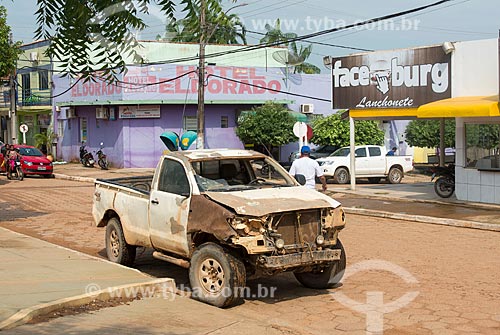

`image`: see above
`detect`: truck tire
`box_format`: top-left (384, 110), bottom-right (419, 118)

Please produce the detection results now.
top-left (387, 167), bottom-right (403, 184)
top-left (189, 243), bottom-right (246, 308)
top-left (334, 167), bottom-right (350, 184)
top-left (294, 240), bottom-right (346, 289)
top-left (105, 217), bottom-right (136, 266)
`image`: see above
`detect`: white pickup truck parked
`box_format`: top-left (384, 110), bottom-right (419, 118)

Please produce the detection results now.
top-left (93, 149), bottom-right (346, 307)
top-left (316, 145), bottom-right (413, 184)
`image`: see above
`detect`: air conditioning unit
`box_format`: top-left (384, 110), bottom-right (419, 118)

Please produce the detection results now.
top-left (66, 108), bottom-right (77, 119)
top-left (96, 107), bottom-right (109, 119)
top-left (29, 52), bottom-right (39, 62)
top-left (300, 103), bottom-right (314, 114)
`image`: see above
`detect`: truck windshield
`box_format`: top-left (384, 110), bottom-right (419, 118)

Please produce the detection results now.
top-left (329, 148), bottom-right (350, 157)
top-left (191, 157), bottom-right (296, 192)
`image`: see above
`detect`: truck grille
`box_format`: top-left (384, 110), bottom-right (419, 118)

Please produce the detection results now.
top-left (275, 210), bottom-right (320, 247)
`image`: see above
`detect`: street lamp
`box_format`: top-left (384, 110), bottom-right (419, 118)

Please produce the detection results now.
top-left (196, 1), bottom-right (248, 149)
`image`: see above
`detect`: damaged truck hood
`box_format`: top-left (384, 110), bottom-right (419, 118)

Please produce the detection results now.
top-left (205, 187), bottom-right (341, 216)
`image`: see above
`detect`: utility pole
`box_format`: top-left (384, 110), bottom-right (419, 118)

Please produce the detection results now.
top-left (196, 2), bottom-right (248, 149)
top-left (196, 0), bottom-right (206, 149)
top-left (9, 32), bottom-right (18, 144)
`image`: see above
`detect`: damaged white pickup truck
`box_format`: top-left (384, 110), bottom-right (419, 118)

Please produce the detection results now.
top-left (93, 149), bottom-right (346, 307)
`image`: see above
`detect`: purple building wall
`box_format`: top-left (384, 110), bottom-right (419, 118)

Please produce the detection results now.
top-left (54, 68), bottom-right (335, 167)
top-left (58, 104), bottom-right (251, 168)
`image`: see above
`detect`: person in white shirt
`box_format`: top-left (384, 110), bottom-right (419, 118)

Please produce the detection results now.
top-left (289, 145), bottom-right (327, 191)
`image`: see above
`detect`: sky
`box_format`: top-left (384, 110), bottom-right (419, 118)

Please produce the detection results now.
top-left (2, 0), bottom-right (499, 72)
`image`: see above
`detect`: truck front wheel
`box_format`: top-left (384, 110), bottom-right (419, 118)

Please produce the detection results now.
top-left (105, 218), bottom-right (136, 266)
top-left (189, 243), bottom-right (246, 308)
top-left (294, 240), bottom-right (346, 289)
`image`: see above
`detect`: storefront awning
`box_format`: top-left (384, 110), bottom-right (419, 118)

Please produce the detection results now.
top-left (416, 95), bottom-right (500, 118)
top-left (348, 96), bottom-right (500, 119)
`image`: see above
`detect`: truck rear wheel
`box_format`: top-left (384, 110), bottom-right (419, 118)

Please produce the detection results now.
top-left (189, 243), bottom-right (246, 308)
top-left (387, 167), bottom-right (403, 184)
top-left (294, 240), bottom-right (346, 289)
top-left (105, 218), bottom-right (136, 266)
top-left (334, 167), bottom-right (350, 184)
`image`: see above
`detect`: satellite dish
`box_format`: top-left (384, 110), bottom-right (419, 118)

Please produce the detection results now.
top-left (272, 50), bottom-right (305, 89)
top-left (272, 49), bottom-right (304, 66)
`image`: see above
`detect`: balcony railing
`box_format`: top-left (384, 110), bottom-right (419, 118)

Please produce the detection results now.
top-left (21, 88), bottom-right (52, 107)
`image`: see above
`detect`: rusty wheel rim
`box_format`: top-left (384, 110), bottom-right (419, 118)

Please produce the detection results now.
top-left (199, 258), bottom-right (224, 294)
top-left (109, 229), bottom-right (120, 257)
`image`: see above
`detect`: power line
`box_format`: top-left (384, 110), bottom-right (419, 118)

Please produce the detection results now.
top-left (19, 1), bottom-right (454, 76)
top-left (245, 29), bottom-right (374, 52)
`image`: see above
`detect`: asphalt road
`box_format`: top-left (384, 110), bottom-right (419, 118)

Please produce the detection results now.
top-left (1, 176), bottom-right (500, 334)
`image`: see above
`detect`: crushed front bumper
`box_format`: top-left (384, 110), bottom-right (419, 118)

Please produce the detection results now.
top-left (258, 248), bottom-right (342, 270)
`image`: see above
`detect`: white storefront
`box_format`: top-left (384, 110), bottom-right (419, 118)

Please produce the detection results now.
top-left (452, 39), bottom-right (500, 203)
top-left (329, 38), bottom-right (500, 204)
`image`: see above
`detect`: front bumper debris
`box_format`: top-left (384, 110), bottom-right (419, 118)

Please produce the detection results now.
top-left (258, 248), bottom-right (342, 270)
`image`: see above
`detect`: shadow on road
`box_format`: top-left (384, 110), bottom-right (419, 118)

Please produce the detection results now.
top-left (0, 202), bottom-right (46, 222)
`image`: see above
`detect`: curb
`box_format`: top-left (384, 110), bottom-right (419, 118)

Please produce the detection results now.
top-left (329, 188), bottom-right (500, 211)
top-left (0, 278), bottom-right (175, 331)
top-left (53, 173), bottom-right (95, 183)
top-left (344, 207), bottom-right (500, 232)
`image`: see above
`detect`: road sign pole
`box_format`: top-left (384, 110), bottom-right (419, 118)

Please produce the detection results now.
top-left (22, 132), bottom-right (26, 144)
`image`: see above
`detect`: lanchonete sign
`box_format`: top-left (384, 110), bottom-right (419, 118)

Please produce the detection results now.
top-left (332, 45), bottom-right (451, 109)
top-left (53, 66), bottom-right (284, 102)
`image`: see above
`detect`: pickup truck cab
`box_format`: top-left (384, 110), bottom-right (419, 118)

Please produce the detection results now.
top-left (93, 149), bottom-right (346, 307)
top-left (316, 145), bottom-right (413, 184)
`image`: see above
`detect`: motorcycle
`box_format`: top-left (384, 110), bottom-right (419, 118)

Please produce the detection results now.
top-left (430, 164), bottom-right (455, 198)
top-left (96, 142), bottom-right (109, 170)
top-left (7, 158), bottom-right (23, 181)
top-left (79, 142), bottom-right (95, 168)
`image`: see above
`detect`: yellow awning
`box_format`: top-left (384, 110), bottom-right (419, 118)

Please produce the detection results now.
top-left (416, 95), bottom-right (500, 118)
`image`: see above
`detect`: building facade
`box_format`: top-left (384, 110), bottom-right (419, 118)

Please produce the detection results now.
top-left (52, 41), bottom-right (332, 167)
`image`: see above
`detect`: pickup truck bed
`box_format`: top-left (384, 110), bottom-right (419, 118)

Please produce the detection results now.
top-left (95, 175), bottom-right (154, 194)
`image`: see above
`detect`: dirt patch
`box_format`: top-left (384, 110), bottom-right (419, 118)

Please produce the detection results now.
top-left (27, 295), bottom-right (142, 325)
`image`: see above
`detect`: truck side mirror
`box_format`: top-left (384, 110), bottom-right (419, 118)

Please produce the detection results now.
top-left (294, 174), bottom-right (306, 185)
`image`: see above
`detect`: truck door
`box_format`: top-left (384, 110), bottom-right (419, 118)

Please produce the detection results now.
top-left (354, 147), bottom-right (370, 176)
top-left (149, 157), bottom-right (191, 257)
top-left (368, 146), bottom-right (385, 174)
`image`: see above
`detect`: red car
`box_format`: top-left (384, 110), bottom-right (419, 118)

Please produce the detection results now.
top-left (0, 144), bottom-right (53, 178)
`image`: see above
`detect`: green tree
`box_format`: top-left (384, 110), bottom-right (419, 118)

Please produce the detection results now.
top-left (164, 1), bottom-right (246, 44)
top-left (405, 119), bottom-right (456, 148)
top-left (311, 113), bottom-right (385, 147)
top-left (235, 102), bottom-right (296, 154)
top-left (34, 0), bottom-right (238, 82)
top-left (259, 19), bottom-right (320, 74)
top-left (0, 6), bottom-right (21, 77)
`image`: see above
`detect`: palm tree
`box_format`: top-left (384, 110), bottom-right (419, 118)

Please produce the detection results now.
top-left (259, 19), bottom-right (297, 46)
top-left (289, 42), bottom-right (320, 74)
top-left (260, 19), bottom-right (320, 74)
top-left (161, 1), bottom-right (247, 44)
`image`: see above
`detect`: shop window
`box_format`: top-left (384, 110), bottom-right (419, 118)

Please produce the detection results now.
top-left (183, 116), bottom-right (197, 132)
top-left (465, 123), bottom-right (500, 169)
top-left (221, 116), bottom-right (228, 128)
top-left (39, 70), bottom-right (49, 90)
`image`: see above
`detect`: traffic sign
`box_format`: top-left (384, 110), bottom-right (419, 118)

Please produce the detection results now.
top-left (19, 124), bottom-right (29, 133)
top-left (293, 122), bottom-right (307, 138)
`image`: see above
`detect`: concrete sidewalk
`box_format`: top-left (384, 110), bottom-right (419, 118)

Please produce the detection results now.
top-left (0, 227), bottom-right (174, 330)
top-left (2, 294), bottom-right (294, 335)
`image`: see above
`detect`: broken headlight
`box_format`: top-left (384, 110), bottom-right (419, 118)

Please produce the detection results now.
top-left (229, 216), bottom-right (266, 236)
